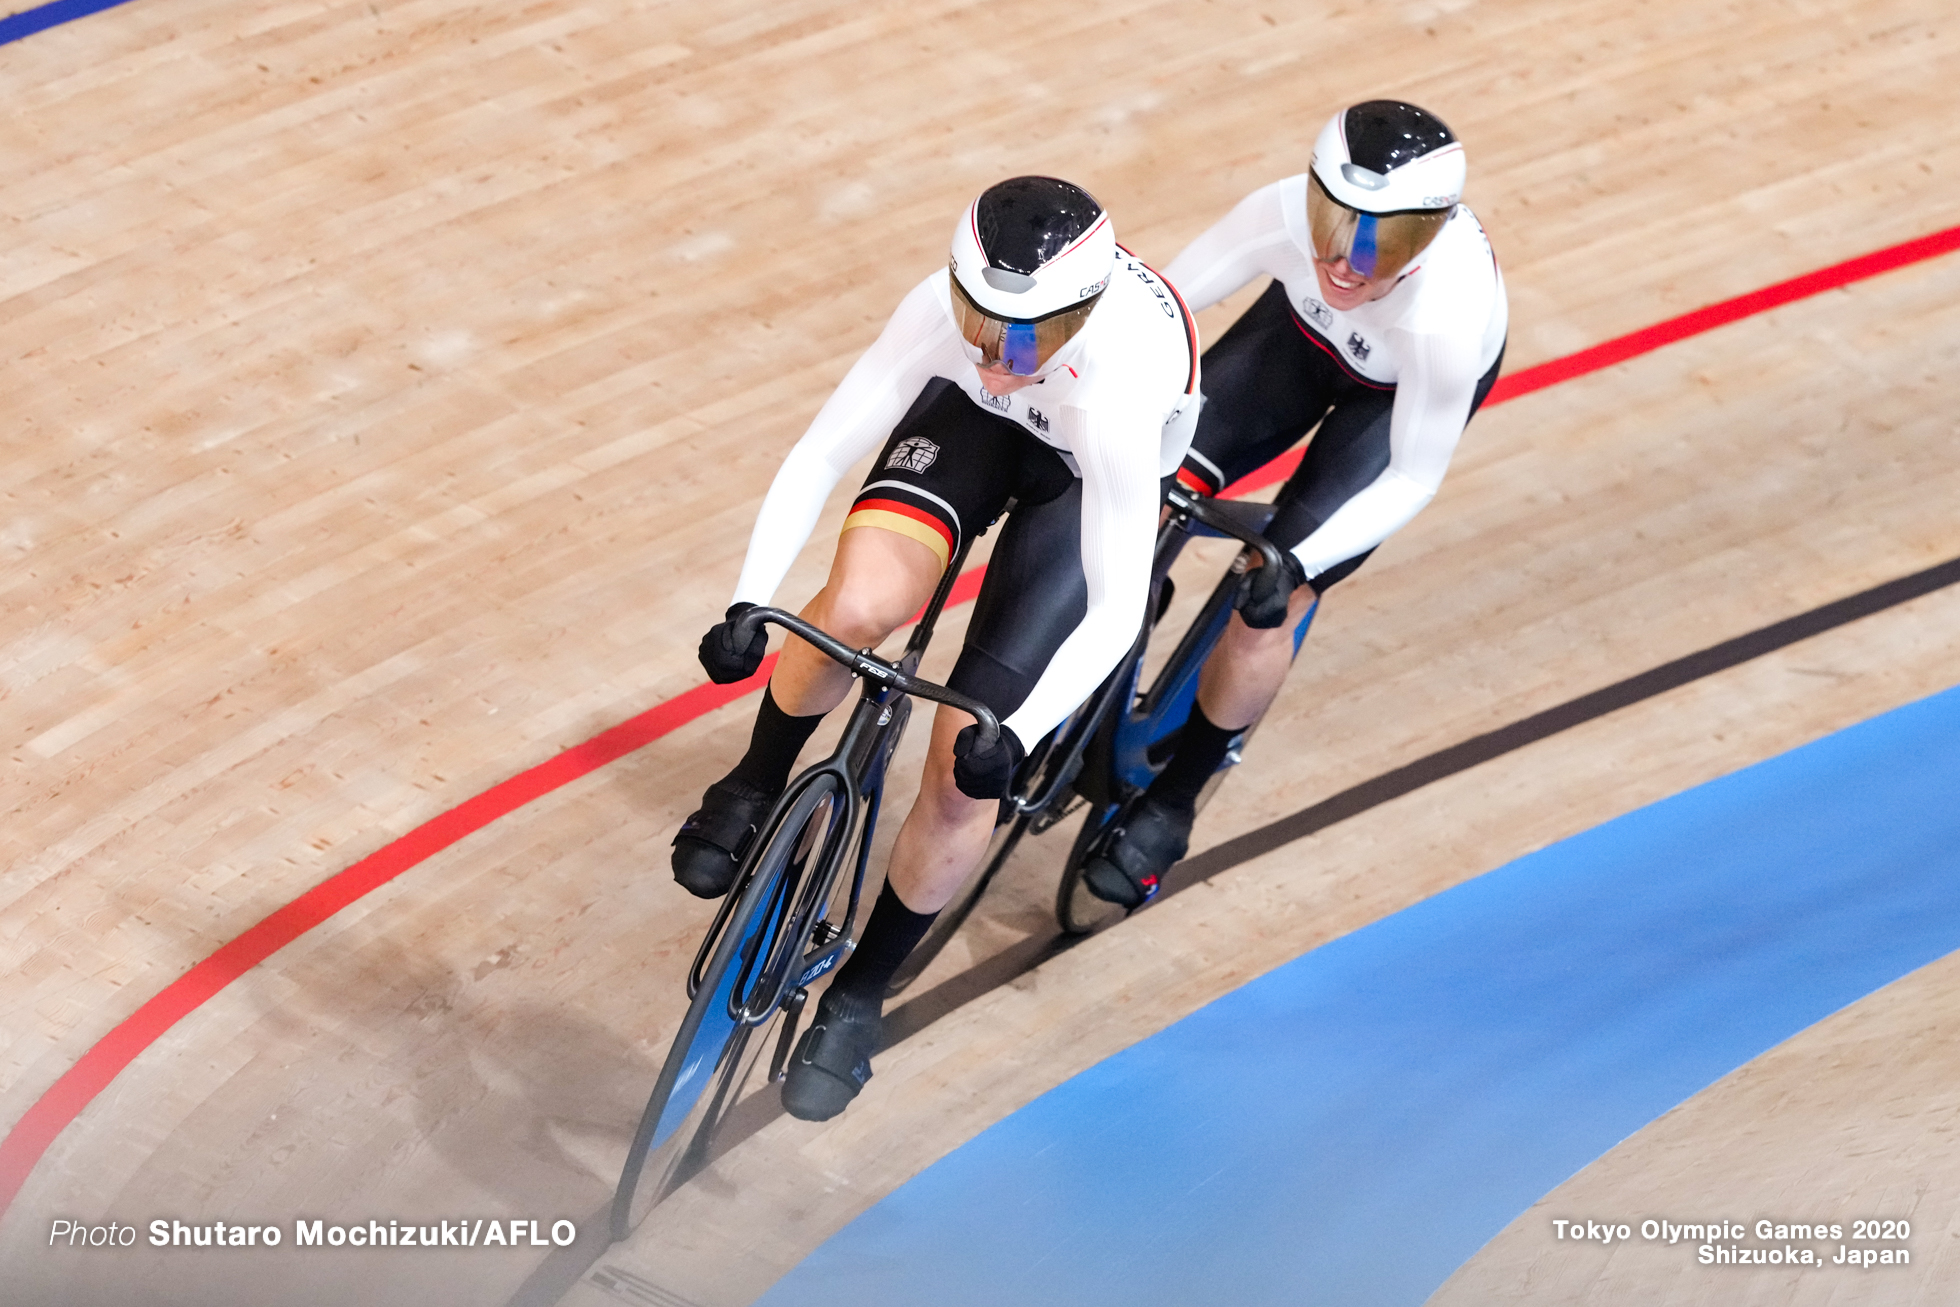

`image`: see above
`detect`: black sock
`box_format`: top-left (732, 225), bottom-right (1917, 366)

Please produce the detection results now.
top-left (823, 881), bottom-right (938, 1021)
top-left (1146, 702), bottom-right (1241, 814)
top-left (725, 686), bottom-right (824, 793)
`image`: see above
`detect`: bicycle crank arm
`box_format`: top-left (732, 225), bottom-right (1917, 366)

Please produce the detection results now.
top-left (768, 987), bottom-right (809, 1084)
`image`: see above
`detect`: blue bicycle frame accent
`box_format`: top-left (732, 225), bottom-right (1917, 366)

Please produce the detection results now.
top-left (1110, 594), bottom-right (1316, 796)
top-left (1105, 495), bottom-right (1319, 797)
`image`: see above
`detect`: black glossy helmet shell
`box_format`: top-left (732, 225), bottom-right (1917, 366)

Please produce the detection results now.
top-left (971, 177), bottom-right (1107, 276)
top-left (1341, 101), bottom-right (1458, 174)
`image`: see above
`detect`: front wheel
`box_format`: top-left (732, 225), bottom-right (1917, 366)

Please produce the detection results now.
top-left (611, 775), bottom-right (842, 1239)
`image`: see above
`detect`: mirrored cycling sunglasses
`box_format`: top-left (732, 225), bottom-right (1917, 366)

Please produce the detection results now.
top-left (949, 274), bottom-right (1101, 376)
top-left (1305, 171), bottom-right (1451, 282)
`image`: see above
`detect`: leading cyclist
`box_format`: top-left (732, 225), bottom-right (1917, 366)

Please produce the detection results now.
top-left (1081, 100), bottom-right (1510, 907)
top-left (675, 177), bottom-right (1200, 1119)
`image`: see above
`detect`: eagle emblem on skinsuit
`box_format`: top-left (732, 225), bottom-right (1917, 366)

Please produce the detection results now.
top-left (886, 436), bottom-right (939, 473)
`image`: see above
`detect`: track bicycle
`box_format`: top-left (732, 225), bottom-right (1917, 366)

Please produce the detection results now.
top-left (611, 542), bottom-right (995, 1240)
top-left (886, 485), bottom-right (1315, 991)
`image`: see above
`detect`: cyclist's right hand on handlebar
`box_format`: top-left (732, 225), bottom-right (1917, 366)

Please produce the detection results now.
top-left (698, 602), bottom-right (768, 683)
top-left (1235, 549), bottom-right (1308, 630)
top-left (952, 723), bottom-right (1022, 800)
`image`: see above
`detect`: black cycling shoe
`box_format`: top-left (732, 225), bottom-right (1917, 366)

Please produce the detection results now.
top-left (780, 990), bottom-right (880, 1122)
top-left (1082, 798), bottom-right (1192, 908)
top-left (671, 778), bottom-right (777, 898)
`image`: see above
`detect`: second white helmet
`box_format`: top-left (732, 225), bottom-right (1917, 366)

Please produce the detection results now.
top-left (1307, 101), bottom-right (1463, 281)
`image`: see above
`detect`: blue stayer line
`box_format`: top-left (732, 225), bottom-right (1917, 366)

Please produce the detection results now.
top-left (2, 0), bottom-right (138, 48)
top-left (760, 681), bottom-right (1960, 1306)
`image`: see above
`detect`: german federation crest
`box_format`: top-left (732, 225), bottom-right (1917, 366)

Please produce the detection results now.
top-left (886, 436), bottom-right (940, 473)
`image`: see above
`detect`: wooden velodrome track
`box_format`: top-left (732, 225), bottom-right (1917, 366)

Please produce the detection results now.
top-left (4, 0), bottom-right (1958, 1302)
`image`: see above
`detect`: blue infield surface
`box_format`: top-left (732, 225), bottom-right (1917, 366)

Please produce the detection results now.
top-left (758, 681), bottom-right (1960, 1306)
top-left (1, 0), bottom-right (140, 48)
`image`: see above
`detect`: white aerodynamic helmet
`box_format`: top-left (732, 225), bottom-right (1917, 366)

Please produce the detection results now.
top-left (948, 176), bottom-right (1115, 375)
top-left (1308, 101), bottom-right (1465, 282)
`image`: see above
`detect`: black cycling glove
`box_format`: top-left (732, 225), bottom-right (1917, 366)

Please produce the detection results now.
top-left (1235, 550), bottom-right (1309, 630)
top-left (951, 723), bottom-right (1024, 800)
top-left (698, 603), bottom-right (769, 684)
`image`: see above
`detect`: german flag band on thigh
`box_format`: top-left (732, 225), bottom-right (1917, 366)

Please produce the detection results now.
top-left (840, 378), bottom-right (1077, 573)
top-left (843, 484), bottom-right (958, 573)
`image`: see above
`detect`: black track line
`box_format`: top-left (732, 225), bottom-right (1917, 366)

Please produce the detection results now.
top-left (890, 549), bottom-right (1960, 1034)
top-left (564, 549), bottom-right (1960, 1290)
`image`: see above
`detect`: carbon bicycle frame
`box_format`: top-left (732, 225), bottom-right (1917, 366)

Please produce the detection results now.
top-left (683, 533), bottom-right (987, 1024)
top-left (1010, 486), bottom-right (1312, 819)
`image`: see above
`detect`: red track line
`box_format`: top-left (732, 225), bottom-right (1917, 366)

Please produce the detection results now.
top-left (0, 656), bottom-right (778, 1215)
top-left (1218, 222), bottom-right (1960, 500)
top-left (3, 222), bottom-right (1957, 1220)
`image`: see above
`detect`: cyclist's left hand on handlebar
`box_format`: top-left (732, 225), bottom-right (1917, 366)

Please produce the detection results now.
top-left (952, 723), bottom-right (1023, 800)
top-left (1235, 550), bottom-right (1310, 630)
top-left (698, 602), bottom-right (769, 683)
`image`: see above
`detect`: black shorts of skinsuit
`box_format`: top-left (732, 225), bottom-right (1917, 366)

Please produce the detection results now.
top-left (844, 379), bottom-right (1089, 725)
top-left (1174, 279), bottom-right (1505, 592)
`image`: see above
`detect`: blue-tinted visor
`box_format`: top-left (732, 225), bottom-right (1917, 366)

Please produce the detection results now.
top-left (1003, 322), bottom-right (1039, 375)
top-left (1305, 171), bottom-right (1450, 283)
top-left (950, 274), bottom-right (1100, 376)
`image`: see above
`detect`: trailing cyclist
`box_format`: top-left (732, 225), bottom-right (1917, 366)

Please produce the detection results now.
top-left (1080, 100), bottom-right (1510, 907)
top-left (675, 177), bottom-right (1201, 1119)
